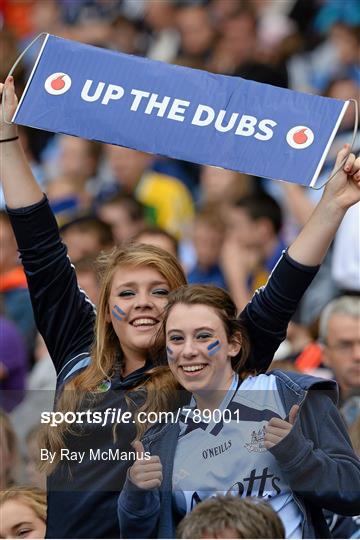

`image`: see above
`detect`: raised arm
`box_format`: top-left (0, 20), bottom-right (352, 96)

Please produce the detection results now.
top-left (240, 145), bottom-right (360, 373)
top-left (0, 77), bottom-right (43, 207)
top-left (1, 77), bottom-right (96, 376)
top-left (288, 146), bottom-right (360, 265)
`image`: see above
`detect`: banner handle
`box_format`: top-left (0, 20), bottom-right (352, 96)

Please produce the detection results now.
top-left (312, 97), bottom-right (359, 190)
top-left (2, 32), bottom-right (49, 125)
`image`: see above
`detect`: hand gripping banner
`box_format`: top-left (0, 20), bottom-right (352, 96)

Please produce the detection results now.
top-left (12, 34), bottom-right (350, 187)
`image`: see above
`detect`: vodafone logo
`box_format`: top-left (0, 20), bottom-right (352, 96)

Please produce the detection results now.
top-left (286, 126), bottom-right (314, 149)
top-left (45, 73), bottom-right (72, 95)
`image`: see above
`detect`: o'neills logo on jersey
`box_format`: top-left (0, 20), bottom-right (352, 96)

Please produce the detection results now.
top-left (202, 440), bottom-right (232, 459)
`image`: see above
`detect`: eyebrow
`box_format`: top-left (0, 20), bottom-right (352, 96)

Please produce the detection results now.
top-left (167, 326), bottom-right (214, 334)
top-left (113, 281), bottom-right (169, 290)
top-left (11, 521), bottom-right (33, 530)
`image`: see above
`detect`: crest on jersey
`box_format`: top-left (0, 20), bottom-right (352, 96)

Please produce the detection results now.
top-left (244, 426), bottom-right (267, 453)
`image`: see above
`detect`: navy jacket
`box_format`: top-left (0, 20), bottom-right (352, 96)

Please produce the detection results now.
top-left (7, 196), bottom-right (319, 539)
top-left (118, 371), bottom-right (360, 539)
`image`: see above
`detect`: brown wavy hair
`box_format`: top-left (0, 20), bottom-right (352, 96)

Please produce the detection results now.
top-left (40, 243), bottom-right (186, 473)
top-left (134, 285), bottom-right (252, 439)
top-left (160, 285), bottom-right (251, 373)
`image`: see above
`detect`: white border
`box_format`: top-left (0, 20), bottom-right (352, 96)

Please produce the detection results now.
top-left (12, 33), bottom-right (50, 122)
top-left (309, 100), bottom-right (349, 188)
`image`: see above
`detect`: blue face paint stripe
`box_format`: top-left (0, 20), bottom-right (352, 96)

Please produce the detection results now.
top-left (112, 309), bottom-right (123, 321)
top-left (166, 346), bottom-right (174, 356)
top-left (208, 344), bottom-right (222, 356)
top-left (207, 339), bottom-right (220, 351)
top-left (114, 305), bottom-right (126, 316)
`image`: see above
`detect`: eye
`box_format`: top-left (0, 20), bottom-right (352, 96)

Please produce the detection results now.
top-left (118, 290), bottom-right (135, 297)
top-left (169, 335), bottom-right (183, 343)
top-left (196, 332), bottom-right (213, 340)
top-left (152, 288), bottom-right (169, 296)
top-left (17, 529), bottom-right (32, 538)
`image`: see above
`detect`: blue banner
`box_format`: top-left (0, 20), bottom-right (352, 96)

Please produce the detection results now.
top-left (13, 34), bottom-right (348, 187)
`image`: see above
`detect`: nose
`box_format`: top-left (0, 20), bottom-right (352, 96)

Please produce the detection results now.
top-left (354, 342), bottom-right (360, 361)
top-left (182, 338), bottom-right (198, 359)
top-left (134, 291), bottom-right (154, 310)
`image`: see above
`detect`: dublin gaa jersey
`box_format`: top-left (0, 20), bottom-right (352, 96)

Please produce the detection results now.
top-left (173, 374), bottom-right (302, 539)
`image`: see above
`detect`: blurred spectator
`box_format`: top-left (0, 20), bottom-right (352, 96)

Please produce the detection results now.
top-left (288, 21), bottom-right (360, 93)
top-left (319, 296), bottom-right (360, 412)
top-left (176, 5), bottom-right (216, 68)
top-left (25, 426), bottom-right (46, 490)
top-left (0, 211), bottom-right (36, 352)
top-left (0, 486), bottom-right (46, 539)
top-left (105, 145), bottom-right (194, 238)
top-left (96, 193), bottom-right (146, 246)
top-left (325, 77), bottom-right (360, 132)
top-left (109, 14), bottom-right (143, 55)
top-left (0, 316), bottom-right (27, 412)
top-left (280, 320), bottom-right (318, 364)
top-left (349, 416), bottom-right (360, 456)
top-left (11, 333), bottom-right (56, 452)
top-left (321, 76), bottom-right (360, 171)
top-left (144, 0), bottom-right (180, 63)
top-left (314, 0), bottom-right (360, 33)
top-left (45, 135), bottom-right (103, 194)
top-left (341, 391), bottom-right (360, 434)
top-left (176, 495), bottom-right (285, 539)
top-left (0, 410), bottom-right (19, 489)
top-left (46, 174), bottom-right (93, 226)
top-left (210, 7), bottom-right (257, 74)
top-left (209, 0), bottom-right (243, 26)
top-left (133, 227), bottom-right (178, 259)
top-left (75, 255), bottom-right (101, 305)
top-left (226, 192), bottom-right (284, 291)
top-left (59, 215), bottom-right (113, 262)
top-left (199, 166), bottom-right (254, 210)
top-left (188, 207), bottom-right (227, 288)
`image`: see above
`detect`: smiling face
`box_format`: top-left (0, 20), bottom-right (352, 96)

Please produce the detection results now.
top-left (166, 303), bottom-right (241, 402)
top-left (108, 265), bottom-right (170, 368)
top-left (0, 500), bottom-right (45, 539)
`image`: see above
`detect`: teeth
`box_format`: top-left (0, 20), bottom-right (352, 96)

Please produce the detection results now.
top-left (132, 318), bottom-right (157, 327)
top-left (182, 365), bottom-right (206, 372)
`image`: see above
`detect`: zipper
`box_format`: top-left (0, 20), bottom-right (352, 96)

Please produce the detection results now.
top-left (293, 491), bottom-right (308, 538)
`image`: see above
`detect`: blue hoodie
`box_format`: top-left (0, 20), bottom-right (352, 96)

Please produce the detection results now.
top-left (118, 371), bottom-right (360, 539)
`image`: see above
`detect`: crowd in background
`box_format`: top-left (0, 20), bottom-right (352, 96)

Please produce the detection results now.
top-left (0, 0), bottom-right (359, 537)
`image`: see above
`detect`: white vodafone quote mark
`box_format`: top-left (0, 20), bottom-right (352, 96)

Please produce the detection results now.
top-left (286, 126), bottom-right (314, 149)
top-left (44, 73), bottom-right (72, 95)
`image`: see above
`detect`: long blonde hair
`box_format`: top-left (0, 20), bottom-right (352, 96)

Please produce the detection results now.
top-left (0, 486), bottom-right (47, 523)
top-left (0, 409), bottom-right (19, 487)
top-left (41, 244), bottom-right (186, 472)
